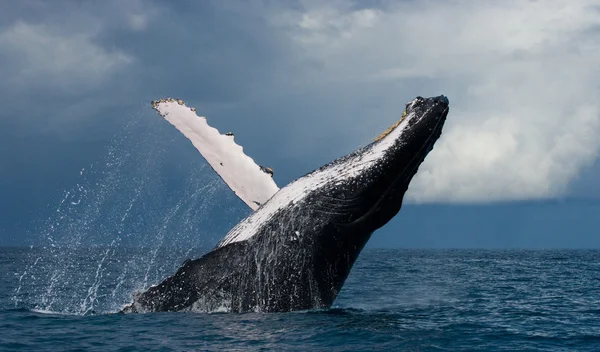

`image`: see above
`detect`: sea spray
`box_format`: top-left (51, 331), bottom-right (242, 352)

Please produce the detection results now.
top-left (12, 108), bottom-right (241, 314)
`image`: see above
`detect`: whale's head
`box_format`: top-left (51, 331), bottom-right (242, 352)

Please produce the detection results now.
top-left (215, 96), bottom-right (448, 251)
top-left (315, 95), bottom-right (449, 235)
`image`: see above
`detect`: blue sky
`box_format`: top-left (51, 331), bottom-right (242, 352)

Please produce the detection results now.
top-left (1, 1), bottom-right (599, 248)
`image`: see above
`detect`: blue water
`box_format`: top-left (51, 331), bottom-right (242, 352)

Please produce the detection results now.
top-left (2, 247), bottom-right (599, 351)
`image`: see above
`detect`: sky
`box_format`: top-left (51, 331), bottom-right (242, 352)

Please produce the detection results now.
top-left (1, 0), bottom-right (600, 248)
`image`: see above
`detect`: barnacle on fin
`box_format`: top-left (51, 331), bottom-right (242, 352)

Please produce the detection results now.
top-left (260, 166), bottom-right (274, 177)
top-left (151, 98), bottom-right (197, 115)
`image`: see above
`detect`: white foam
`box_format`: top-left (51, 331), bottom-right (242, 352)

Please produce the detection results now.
top-left (153, 99), bottom-right (279, 210)
top-left (30, 308), bottom-right (79, 316)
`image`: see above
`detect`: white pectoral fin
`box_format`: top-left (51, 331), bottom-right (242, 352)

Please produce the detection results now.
top-left (152, 98), bottom-right (279, 210)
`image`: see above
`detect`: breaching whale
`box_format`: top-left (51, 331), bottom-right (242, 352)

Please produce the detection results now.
top-left (122, 95), bottom-right (449, 313)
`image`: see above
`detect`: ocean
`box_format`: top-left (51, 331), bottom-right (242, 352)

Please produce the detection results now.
top-left (1, 247), bottom-right (599, 351)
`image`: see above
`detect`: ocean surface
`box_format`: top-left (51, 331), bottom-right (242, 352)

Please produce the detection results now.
top-left (1, 247), bottom-right (599, 351)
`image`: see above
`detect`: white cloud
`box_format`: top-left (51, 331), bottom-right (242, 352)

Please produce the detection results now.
top-left (128, 14), bottom-right (148, 31)
top-left (269, 0), bottom-right (600, 202)
top-left (0, 21), bottom-right (132, 92)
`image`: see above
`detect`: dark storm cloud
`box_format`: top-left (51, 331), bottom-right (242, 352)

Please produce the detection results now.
top-left (0, 1), bottom-right (302, 241)
top-left (1, 1), bottom-right (599, 247)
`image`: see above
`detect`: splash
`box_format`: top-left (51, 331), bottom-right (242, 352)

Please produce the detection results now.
top-left (12, 107), bottom-right (242, 315)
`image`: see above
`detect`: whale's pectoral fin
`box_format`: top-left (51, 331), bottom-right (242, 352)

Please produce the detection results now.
top-left (151, 98), bottom-right (280, 210)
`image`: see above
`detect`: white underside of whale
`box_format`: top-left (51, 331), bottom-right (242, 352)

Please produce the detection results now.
top-left (153, 98), bottom-right (421, 248)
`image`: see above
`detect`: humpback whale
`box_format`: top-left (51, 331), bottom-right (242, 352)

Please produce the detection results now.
top-left (122, 95), bottom-right (449, 313)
